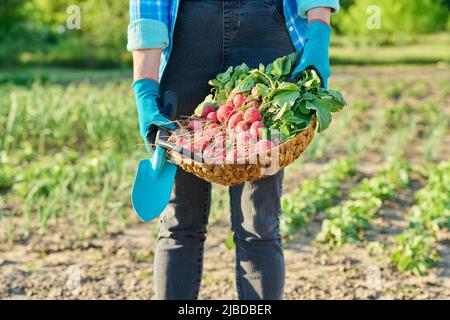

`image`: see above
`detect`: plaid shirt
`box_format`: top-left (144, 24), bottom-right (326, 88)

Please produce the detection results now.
top-left (128, 0), bottom-right (339, 79)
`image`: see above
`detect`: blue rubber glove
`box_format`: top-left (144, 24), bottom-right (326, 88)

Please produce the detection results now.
top-left (132, 78), bottom-right (175, 153)
top-left (291, 20), bottom-right (332, 88)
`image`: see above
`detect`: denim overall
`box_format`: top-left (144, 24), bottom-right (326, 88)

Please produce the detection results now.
top-left (157, 0), bottom-right (296, 300)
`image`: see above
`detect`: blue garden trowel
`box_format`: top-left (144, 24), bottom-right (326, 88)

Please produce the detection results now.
top-left (131, 91), bottom-right (203, 222)
top-left (131, 91), bottom-right (179, 222)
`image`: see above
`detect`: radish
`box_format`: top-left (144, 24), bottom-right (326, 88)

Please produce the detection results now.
top-left (236, 131), bottom-right (252, 143)
top-left (248, 143), bottom-right (256, 156)
top-left (247, 101), bottom-right (260, 109)
top-left (179, 138), bottom-right (194, 153)
top-left (227, 113), bottom-right (243, 129)
top-left (187, 119), bottom-right (205, 130)
top-left (255, 140), bottom-right (275, 154)
top-left (251, 86), bottom-right (259, 97)
top-left (250, 121), bottom-right (265, 138)
top-left (208, 122), bottom-right (219, 129)
top-left (207, 111), bottom-right (218, 122)
top-left (251, 86), bottom-right (263, 100)
top-left (217, 104), bottom-right (234, 123)
top-left (175, 136), bottom-right (186, 147)
top-left (211, 148), bottom-right (226, 164)
top-left (201, 105), bottom-right (216, 118)
top-left (225, 149), bottom-right (237, 163)
top-left (205, 124), bottom-right (221, 140)
top-left (227, 92), bottom-right (237, 104)
top-left (244, 108), bottom-right (262, 124)
top-left (226, 110), bottom-right (237, 124)
top-left (235, 121), bottom-right (249, 133)
top-left (233, 94), bottom-right (246, 109)
top-left (194, 139), bottom-right (209, 151)
top-left (212, 133), bottom-right (225, 146)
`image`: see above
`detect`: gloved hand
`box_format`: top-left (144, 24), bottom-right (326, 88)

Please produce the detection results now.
top-left (290, 20), bottom-right (332, 88)
top-left (132, 78), bottom-right (175, 153)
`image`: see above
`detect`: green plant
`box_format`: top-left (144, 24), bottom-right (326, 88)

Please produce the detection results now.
top-left (197, 53), bottom-right (347, 140)
top-left (338, 0), bottom-right (449, 44)
top-left (408, 161), bottom-right (450, 232)
top-left (418, 103), bottom-right (449, 161)
top-left (391, 229), bottom-right (440, 275)
top-left (391, 160), bottom-right (450, 275)
top-left (316, 159), bottom-right (410, 246)
top-left (281, 158), bottom-right (356, 238)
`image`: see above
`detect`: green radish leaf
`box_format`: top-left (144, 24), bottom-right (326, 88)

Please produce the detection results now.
top-left (286, 52), bottom-right (300, 68)
top-left (328, 90), bottom-right (347, 112)
top-left (215, 90), bottom-right (227, 103)
top-left (208, 79), bottom-right (221, 89)
top-left (276, 82), bottom-right (299, 91)
top-left (266, 62), bottom-right (274, 74)
top-left (224, 80), bottom-right (235, 93)
top-left (306, 100), bottom-right (332, 132)
top-left (259, 63), bottom-right (265, 73)
top-left (300, 92), bottom-right (316, 101)
top-left (274, 103), bottom-right (289, 121)
top-left (232, 74), bottom-right (255, 93)
top-left (272, 90), bottom-right (300, 108)
top-left (216, 66), bottom-right (233, 83)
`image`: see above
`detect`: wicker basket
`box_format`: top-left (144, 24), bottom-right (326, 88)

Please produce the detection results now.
top-left (167, 118), bottom-right (317, 186)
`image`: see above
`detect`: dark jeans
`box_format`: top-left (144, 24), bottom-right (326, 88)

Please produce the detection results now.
top-left (157, 0), bottom-right (295, 300)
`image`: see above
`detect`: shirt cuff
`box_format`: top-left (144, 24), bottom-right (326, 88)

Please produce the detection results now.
top-left (127, 19), bottom-right (169, 51)
top-left (297, 0), bottom-right (340, 19)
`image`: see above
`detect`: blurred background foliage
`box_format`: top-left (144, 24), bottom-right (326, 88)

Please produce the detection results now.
top-left (0, 0), bottom-right (449, 68)
top-left (1, 0), bottom-right (129, 68)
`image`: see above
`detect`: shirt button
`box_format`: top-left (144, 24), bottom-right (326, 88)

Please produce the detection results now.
top-left (289, 26), bottom-right (294, 32)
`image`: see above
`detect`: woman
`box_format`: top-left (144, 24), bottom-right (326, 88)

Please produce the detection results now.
top-left (128, 0), bottom-right (339, 300)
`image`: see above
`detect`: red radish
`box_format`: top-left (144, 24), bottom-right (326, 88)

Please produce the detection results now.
top-left (205, 125), bottom-right (221, 140)
top-left (210, 147), bottom-right (226, 164)
top-left (247, 101), bottom-right (260, 109)
top-left (217, 104), bottom-right (234, 123)
top-left (201, 105), bottom-right (216, 118)
top-left (212, 133), bottom-right (225, 146)
top-left (225, 149), bottom-right (237, 163)
top-left (227, 113), bottom-right (243, 129)
top-left (233, 94), bottom-right (246, 109)
top-left (180, 139), bottom-right (194, 153)
top-left (195, 139), bottom-right (209, 151)
top-left (244, 108), bottom-right (262, 124)
top-left (272, 136), bottom-right (283, 146)
top-left (227, 92), bottom-right (237, 103)
top-left (226, 110), bottom-right (237, 123)
top-left (250, 121), bottom-right (265, 138)
top-left (255, 140), bottom-right (275, 154)
top-left (187, 119), bottom-right (204, 130)
top-left (236, 131), bottom-right (252, 143)
top-left (248, 143), bottom-right (256, 156)
top-left (251, 86), bottom-right (263, 100)
top-left (176, 136), bottom-right (186, 147)
top-left (207, 111), bottom-right (218, 122)
top-left (235, 121), bottom-right (249, 133)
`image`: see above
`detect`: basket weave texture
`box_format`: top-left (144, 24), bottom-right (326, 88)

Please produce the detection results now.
top-left (168, 119), bottom-right (317, 186)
